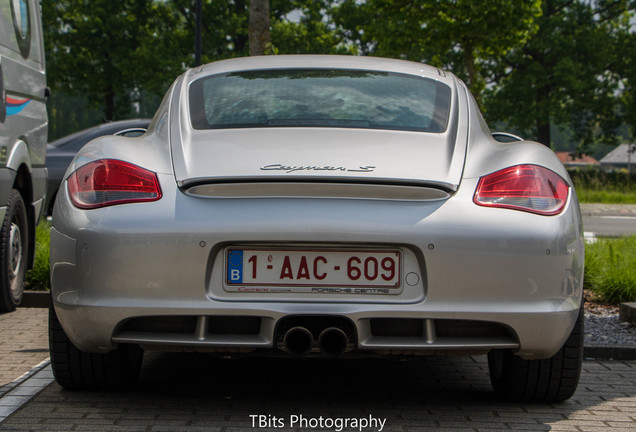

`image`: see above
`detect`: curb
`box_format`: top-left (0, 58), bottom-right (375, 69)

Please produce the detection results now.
top-left (19, 291), bottom-right (51, 308)
top-left (584, 345), bottom-right (636, 361)
top-left (0, 359), bottom-right (50, 399)
top-left (0, 361), bottom-right (53, 423)
top-left (620, 302), bottom-right (636, 325)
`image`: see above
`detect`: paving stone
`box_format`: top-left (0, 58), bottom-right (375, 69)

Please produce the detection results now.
top-left (0, 309), bottom-right (49, 390)
top-left (578, 428), bottom-right (635, 432)
top-left (2, 303), bottom-right (636, 431)
top-left (505, 424), bottom-right (551, 431)
top-left (152, 427), bottom-right (223, 432)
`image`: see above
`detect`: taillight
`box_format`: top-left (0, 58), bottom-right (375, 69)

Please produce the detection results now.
top-left (68, 159), bottom-right (162, 209)
top-left (473, 164), bottom-right (569, 215)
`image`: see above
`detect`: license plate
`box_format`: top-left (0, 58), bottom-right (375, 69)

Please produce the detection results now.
top-left (226, 248), bottom-right (401, 289)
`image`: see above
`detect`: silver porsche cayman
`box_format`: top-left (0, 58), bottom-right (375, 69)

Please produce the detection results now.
top-left (49, 55), bottom-right (584, 401)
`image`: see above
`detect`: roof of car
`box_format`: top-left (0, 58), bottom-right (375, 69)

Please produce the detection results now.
top-left (187, 55), bottom-right (453, 85)
top-left (49, 119), bottom-right (151, 148)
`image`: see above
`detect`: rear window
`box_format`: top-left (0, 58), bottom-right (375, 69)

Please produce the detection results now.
top-left (189, 69), bottom-right (451, 133)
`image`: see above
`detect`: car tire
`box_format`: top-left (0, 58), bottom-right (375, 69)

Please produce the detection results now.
top-left (488, 303), bottom-right (584, 402)
top-left (49, 307), bottom-right (144, 390)
top-left (0, 189), bottom-right (29, 313)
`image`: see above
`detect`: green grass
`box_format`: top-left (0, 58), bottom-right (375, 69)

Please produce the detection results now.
top-left (568, 168), bottom-right (636, 204)
top-left (576, 190), bottom-right (636, 204)
top-left (585, 236), bottom-right (636, 304)
top-left (25, 219), bottom-right (50, 291)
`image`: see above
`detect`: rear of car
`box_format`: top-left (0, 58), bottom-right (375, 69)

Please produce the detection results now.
top-left (49, 56), bottom-right (584, 401)
top-left (45, 118), bottom-right (151, 215)
top-left (0, 0), bottom-right (48, 311)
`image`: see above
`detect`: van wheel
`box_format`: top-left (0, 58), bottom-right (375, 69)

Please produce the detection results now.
top-left (0, 189), bottom-right (28, 313)
top-left (488, 304), bottom-right (584, 402)
top-left (49, 307), bottom-right (144, 390)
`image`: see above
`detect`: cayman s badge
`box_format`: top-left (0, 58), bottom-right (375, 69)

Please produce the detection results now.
top-left (261, 164), bottom-right (376, 174)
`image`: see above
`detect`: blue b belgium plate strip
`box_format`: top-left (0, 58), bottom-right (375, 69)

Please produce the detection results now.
top-left (227, 249), bottom-right (243, 283)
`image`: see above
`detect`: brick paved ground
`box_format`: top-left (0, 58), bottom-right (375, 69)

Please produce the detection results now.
top-left (1, 308), bottom-right (635, 431)
top-left (0, 353), bottom-right (634, 431)
top-left (0, 309), bottom-right (49, 391)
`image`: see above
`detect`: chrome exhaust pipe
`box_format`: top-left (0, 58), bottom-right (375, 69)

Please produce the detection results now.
top-left (318, 327), bottom-right (348, 355)
top-left (283, 327), bottom-right (314, 355)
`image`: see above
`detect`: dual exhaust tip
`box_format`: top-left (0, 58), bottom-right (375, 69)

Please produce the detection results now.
top-left (283, 326), bottom-right (348, 355)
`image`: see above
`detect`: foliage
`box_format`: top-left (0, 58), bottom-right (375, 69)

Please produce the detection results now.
top-left (568, 167), bottom-right (636, 203)
top-left (42, 0), bottom-right (350, 129)
top-left (619, 24), bottom-right (636, 139)
top-left (42, 0), bottom-right (184, 121)
top-left (585, 236), bottom-right (636, 303)
top-left (25, 221), bottom-right (51, 291)
top-left (41, 0), bottom-right (636, 151)
top-left (484, 0), bottom-right (633, 147)
top-left (576, 190), bottom-right (636, 204)
top-left (273, 1), bottom-right (354, 55)
top-left (568, 167), bottom-right (636, 191)
top-left (334, 0), bottom-right (542, 105)
top-left (334, 0), bottom-right (635, 150)
top-left (47, 94), bottom-right (103, 141)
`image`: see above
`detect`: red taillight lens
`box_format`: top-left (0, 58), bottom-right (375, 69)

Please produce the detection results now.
top-left (473, 164), bottom-right (569, 215)
top-left (68, 159), bottom-right (162, 209)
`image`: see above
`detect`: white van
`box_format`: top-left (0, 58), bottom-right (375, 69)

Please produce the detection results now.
top-left (0, 0), bottom-right (47, 311)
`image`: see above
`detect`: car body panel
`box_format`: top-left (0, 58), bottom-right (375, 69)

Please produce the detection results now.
top-left (45, 119), bottom-right (151, 214)
top-left (50, 55), bottom-right (584, 362)
top-left (170, 58), bottom-right (468, 191)
top-left (171, 66), bottom-right (467, 190)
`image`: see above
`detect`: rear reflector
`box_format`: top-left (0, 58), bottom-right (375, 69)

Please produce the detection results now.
top-left (68, 159), bottom-right (162, 209)
top-left (473, 164), bottom-right (569, 215)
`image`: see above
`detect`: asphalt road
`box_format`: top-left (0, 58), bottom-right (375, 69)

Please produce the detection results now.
top-left (579, 204), bottom-right (636, 237)
top-left (582, 214), bottom-right (636, 237)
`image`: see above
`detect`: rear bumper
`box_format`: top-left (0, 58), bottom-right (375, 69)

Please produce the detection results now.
top-left (52, 296), bottom-right (579, 360)
top-left (51, 175), bottom-right (584, 360)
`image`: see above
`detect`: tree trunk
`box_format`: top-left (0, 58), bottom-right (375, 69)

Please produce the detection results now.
top-left (104, 52), bottom-right (115, 121)
top-left (463, 45), bottom-right (477, 93)
top-left (536, 119), bottom-right (550, 147)
top-left (249, 0), bottom-right (271, 56)
top-left (104, 84), bottom-right (115, 122)
top-left (535, 85), bottom-right (551, 147)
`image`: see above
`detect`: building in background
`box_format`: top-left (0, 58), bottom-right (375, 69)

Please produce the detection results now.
top-left (556, 152), bottom-right (599, 169)
top-left (599, 143), bottom-right (636, 172)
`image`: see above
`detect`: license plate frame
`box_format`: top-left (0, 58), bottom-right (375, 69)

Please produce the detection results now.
top-left (225, 247), bottom-right (402, 292)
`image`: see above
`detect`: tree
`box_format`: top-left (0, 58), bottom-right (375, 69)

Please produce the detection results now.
top-left (42, 0), bottom-right (185, 122)
top-left (485, 0), bottom-right (633, 147)
top-left (42, 0), bottom-right (350, 133)
top-left (335, 0), bottom-right (542, 105)
top-left (250, 0), bottom-right (271, 55)
top-left (272, 0), bottom-right (355, 55)
top-left (619, 18), bottom-right (636, 141)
